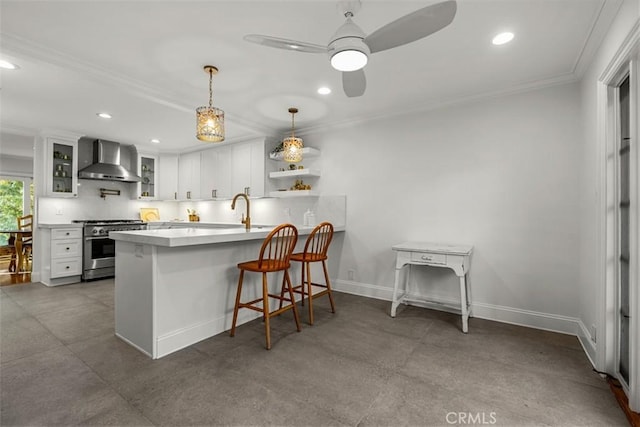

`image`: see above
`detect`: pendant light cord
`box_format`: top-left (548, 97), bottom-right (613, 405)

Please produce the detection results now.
top-left (208, 68), bottom-right (213, 109)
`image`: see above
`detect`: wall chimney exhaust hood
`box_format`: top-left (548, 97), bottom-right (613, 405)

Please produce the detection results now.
top-left (78, 139), bottom-right (141, 182)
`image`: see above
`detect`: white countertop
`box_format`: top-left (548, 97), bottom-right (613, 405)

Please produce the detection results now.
top-left (38, 223), bottom-right (83, 229)
top-left (110, 225), bottom-right (345, 247)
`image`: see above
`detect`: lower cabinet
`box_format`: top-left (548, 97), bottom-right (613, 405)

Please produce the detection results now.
top-left (41, 226), bottom-right (83, 286)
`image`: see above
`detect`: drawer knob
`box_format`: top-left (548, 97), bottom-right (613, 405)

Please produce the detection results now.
top-left (421, 255), bottom-right (432, 260)
top-left (65, 232), bottom-right (70, 236)
top-left (66, 247), bottom-right (70, 251)
top-left (65, 266), bottom-right (70, 269)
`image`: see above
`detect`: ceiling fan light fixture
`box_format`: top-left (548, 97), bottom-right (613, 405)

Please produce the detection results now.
top-left (196, 65), bottom-right (225, 143)
top-left (328, 16), bottom-right (369, 72)
top-left (283, 107), bottom-right (303, 163)
top-left (331, 48), bottom-right (368, 72)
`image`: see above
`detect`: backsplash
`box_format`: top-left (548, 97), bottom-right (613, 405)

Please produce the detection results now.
top-left (37, 179), bottom-right (345, 228)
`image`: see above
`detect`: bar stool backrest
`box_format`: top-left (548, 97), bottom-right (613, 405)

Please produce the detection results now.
top-left (257, 224), bottom-right (298, 270)
top-left (303, 222), bottom-right (334, 260)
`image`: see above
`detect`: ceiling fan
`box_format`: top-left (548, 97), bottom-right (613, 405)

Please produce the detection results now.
top-left (244, 0), bottom-right (457, 98)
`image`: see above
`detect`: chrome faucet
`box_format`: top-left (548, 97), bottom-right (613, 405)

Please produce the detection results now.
top-left (231, 193), bottom-right (251, 230)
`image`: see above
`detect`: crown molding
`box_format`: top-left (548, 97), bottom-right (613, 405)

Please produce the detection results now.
top-left (574, 0), bottom-right (625, 79)
top-left (297, 72), bottom-right (579, 137)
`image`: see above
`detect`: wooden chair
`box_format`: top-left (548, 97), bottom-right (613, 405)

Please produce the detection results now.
top-left (230, 223), bottom-right (301, 350)
top-left (0, 240), bottom-right (17, 273)
top-left (17, 214), bottom-right (33, 271)
top-left (284, 222), bottom-right (336, 325)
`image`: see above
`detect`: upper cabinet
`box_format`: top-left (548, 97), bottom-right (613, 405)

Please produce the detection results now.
top-left (178, 151), bottom-right (202, 200)
top-left (158, 154), bottom-right (178, 200)
top-left (136, 153), bottom-right (158, 200)
top-left (177, 138), bottom-right (266, 200)
top-left (231, 139), bottom-right (265, 197)
top-left (201, 147), bottom-right (231, 199)
top-left (46, 138), bottom-right (78, 197)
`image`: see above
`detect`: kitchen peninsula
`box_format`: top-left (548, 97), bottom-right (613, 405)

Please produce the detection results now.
top-left (110, 225), bottom-right (344, 359)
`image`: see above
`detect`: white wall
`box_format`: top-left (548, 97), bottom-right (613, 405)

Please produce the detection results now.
top-left (303, 82), bottom-right (583, 331)
top-left (0, 155), bottom-right (33, 177)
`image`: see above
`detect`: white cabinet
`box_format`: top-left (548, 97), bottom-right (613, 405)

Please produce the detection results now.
top-left (178, 151), bottom-right (202, 200)
top-left (268, 147), bottom-right (320, 197)
top-left (230, 139), bottom-right (265, 197)
top-left (158, 153), bottom-right (178, 200)
top-left (136, 153), bottom-right (158, 200)
top-left (46, 138), bottom-right (78, 197)
top-left (200, 147), bottom-right (231, 199)
top-left (42, 226), bottom-right (83, 286)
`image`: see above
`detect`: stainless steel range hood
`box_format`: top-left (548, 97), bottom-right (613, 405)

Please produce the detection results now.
top-left (78, 139), bottom-right (140, 182)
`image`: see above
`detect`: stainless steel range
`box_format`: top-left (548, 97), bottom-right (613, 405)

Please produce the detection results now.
top-left (72, 219), bottom-right (147, 280)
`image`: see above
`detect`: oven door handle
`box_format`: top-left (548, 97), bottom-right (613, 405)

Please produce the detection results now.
top-left (84, 236), bottom-right (113, 241)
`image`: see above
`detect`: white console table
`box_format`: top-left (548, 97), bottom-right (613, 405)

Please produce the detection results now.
top-left (390, 242), bottom-right (473, 333)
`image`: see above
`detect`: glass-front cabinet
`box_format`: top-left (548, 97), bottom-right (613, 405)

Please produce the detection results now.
top-left (47, 138), bottom-right (78, 197)
top-left (137, 154), bottom-right (157, 199)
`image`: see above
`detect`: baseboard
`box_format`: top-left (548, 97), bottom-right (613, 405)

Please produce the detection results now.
top-left (334, 279), bottom-right (587, 338)
top-left (576, 320), bottom-right (597, 368)
top-left (155, 309), bottom-right (260, 359)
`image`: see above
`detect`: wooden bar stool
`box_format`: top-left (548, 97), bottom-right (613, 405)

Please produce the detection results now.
top-left (230, 223), bottom-right (301, 350)
top-left (285, 222), bottom-right (335, 325)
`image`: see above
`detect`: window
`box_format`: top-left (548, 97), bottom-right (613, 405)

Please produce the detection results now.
top-left (0, 176), bottom-right (33, 245)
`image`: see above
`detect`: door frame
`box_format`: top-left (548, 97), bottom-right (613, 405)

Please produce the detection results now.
top-left (596, 21), bottom-right (640, 411)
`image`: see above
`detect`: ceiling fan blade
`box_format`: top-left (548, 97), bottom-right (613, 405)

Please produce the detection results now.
top-left (343, 69), bottom-right (366, 98)
top-left (243, 34), bottom-right (328, 54)
top-left (364, 0), bottom-right (457, 54)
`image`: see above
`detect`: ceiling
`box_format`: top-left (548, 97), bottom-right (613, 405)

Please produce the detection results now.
top-left (0, 0), bottom-right (623, 155)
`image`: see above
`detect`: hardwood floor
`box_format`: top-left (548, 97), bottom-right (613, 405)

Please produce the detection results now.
top-left (0, 259), bottom-right (31, 286)
top-left (609, 376), bottom-right (640, 426)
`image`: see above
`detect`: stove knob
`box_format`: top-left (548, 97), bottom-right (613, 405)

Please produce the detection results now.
top-left (92, 227), bottom-right (102, 236)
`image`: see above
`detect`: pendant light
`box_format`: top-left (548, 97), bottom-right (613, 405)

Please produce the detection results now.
top-left (283, 107), bottom-right (303, 163)
top-left (196, 65), bottom-right (225, 142)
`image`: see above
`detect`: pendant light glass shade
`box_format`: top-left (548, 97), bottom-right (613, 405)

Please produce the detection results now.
top-left (196, 66), bottom-right (225, 142)
top-left (283, 136), bottom-right (303, 162)
top-left (283, 107), bottom-right (303, 163)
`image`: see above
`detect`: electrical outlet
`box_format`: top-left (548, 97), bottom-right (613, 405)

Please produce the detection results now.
top-left (591, 324), bottom-right (597, 343)
top-left (347, 269), bottom-right (355, 281)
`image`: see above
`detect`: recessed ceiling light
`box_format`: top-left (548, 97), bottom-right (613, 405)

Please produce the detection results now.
top-left (96, 112), bottom-right (112, 119)
top-left (0, 60), bottom-right (19, 70)
top-left (150, 138), bottom-right (160, 144)
top-left (317, 87), bottom-right (331, 95)
top-left (492, 32), bottom-right (514, 46)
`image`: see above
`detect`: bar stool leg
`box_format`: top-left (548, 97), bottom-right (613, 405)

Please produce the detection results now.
top-left (306, 261), bottom-right (314, 325)
top-left (284, 270), bottom-right (302, 332)
top-left (262, 272), bottom-right (272, 349)
top-left (322, 260), bottom-right (336, 313)
top-left (230, 270), bottom-right (244, 337)
top-left (300, 261), bottom-right (306, 306)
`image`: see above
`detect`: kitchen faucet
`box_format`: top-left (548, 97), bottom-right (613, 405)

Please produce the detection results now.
top-left (231, 193), bottom-right (251, 230)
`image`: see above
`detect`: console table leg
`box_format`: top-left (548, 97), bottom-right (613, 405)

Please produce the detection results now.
top-left (390, 267), bottom-right (403, 317)
top-left (459, 275), bottom-right (469, 333)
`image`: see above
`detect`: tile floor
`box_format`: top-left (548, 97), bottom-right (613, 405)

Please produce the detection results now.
top-left (0, 279), bottom-right (629, 426)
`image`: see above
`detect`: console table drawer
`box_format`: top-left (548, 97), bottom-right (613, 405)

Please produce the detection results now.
top-left (410, 252), bottom-right (447, 265)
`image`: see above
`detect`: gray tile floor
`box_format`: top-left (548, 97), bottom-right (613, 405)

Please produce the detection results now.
top-left (0, 279), bottom-right (629, 426)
